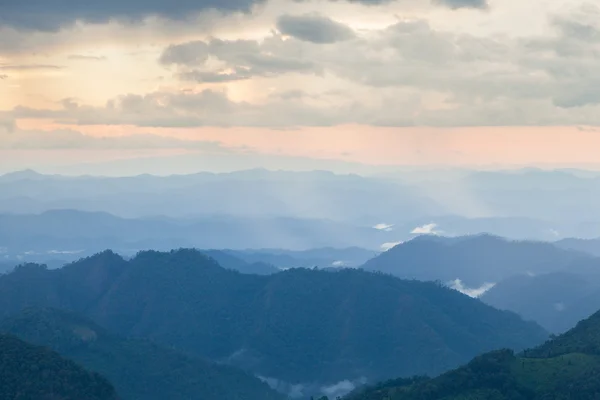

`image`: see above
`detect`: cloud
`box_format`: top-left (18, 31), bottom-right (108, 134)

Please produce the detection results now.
top-left (68, 55), bottom-right (107, 61)
top-left (0, 0), bottom-right (265, 32)
top-left (276, 14), bottom-right (356, 44)
top-left (0, 75), bottom-right (7, 80)
top-left (373, 223), bottom-right (394, 231)
top-left (8, 89), bottom-right (348, 127)
top-left (0, 127), bottom-right (230, 151)
top-left (411, 223), bottom-right (442, 235)
top-left (10, 5), bottom-right (600, 128)
top-left (381, 241), bottom-right (403, 251)
top-left (160, 35), bottom-right (318, 83)
top-left (448, 279), bottom-right (495, 298)
top-left (432, 0), bottom-right (488, 9)
top-left (0, 64), bottom-right (64, 71)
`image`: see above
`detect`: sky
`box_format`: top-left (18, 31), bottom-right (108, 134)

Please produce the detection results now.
top-left (2, 0), bottom-right (600, 174)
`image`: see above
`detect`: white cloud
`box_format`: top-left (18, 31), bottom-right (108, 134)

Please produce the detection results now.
top-left (381, 241), bottom-right (403, 251)
top-left (448, 279), bottom-right (495, 298)
top-left (554, 302), bottom-right (566, 311)
top-left (332, 260), bottom-right (346, 267)
top-left (411, 222), bottom-right (442, 235)
top-left (373, 223), bottom-right (394, 231)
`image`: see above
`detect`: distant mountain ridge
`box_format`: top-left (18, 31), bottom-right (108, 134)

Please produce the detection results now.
top-left (0, 249), bottom-right (547, 398)
top-left (362, 234), bottom-right (590, 287)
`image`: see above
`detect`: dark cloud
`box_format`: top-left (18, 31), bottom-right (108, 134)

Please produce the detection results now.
top-left (0, 0), bottom-right (264, 32)
top-left (276, 14), bottom-right (356, 44)
top-left (0, 75), bottom-right (7, 79)
top-left (432, 0), bottom-right (488, 9)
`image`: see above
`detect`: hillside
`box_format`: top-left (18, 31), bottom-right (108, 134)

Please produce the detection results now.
top-left (0, 333), bottom-right (118, 400)
top-left (482, 271), bottom-right (600, 333)
top-left (362, 235), bottom-right (588, 288)
top-left (346, 308), bottom-right (600, 400)
top-left (0, 249), bottom-right (547, 398)
top-left (0, 308), bottom-right (284, 400)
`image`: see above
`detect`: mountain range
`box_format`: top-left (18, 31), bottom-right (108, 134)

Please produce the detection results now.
top-left (0, 249), bottom-right (547, 398)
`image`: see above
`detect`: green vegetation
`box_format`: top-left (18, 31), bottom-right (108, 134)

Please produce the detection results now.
top-left (0, 249), bottom-right (546, 385)
top-left (345, 309), bottom-right (600, 400)
top-left (0, 333), bottom-right (118, 400)
top-left (1, 307), bottom-right (284, 400)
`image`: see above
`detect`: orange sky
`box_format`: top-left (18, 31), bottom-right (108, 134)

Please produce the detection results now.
top-left (15, 120), bottom-right (600, 167)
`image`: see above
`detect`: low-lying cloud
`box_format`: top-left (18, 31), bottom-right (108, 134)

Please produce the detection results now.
top-left (373, 223), bottom-right (394, 232)
top-left (449, 279), bottom-right (496, 298)
top-left (411, 223), bottom-right (442, 235)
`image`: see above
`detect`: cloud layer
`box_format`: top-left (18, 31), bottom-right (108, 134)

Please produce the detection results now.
top-left (0, 0), bottom-right (264, 31)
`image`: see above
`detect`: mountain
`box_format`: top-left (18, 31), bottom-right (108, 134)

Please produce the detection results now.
top-left (0, 209), bottom-right (394, 256)
top-left (481, 257), bottom-right (600, 333)
top-left (0, 261), bottom-right (15, 274)
top-left (346, 307), bottom-right (600, 400)
top-left (0, 307), bottom-right (284, 400)
top-left (0, 333), bottom-right (118, 400)
top-left (482, 271), bottom-right (597, 333)
top-left (362, 235), bottom-right (589, 288)
top-left (202, 250), bottom-right (280, 274)
top-left (0, 249), bottom-right (547, 398)
top-left (555, 237), bottom-right (600, 257)
top-left (225, 247), bottom-right (377, 269)
top-left (0, 169), bottom-right (441, 224)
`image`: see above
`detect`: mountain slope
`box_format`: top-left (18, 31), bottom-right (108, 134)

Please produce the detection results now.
top-left (482, 271), bottom-right (599, 333)
top-left (362, 235), bottom-right (588, 287)
top-left (0, 333), bottom-right (118, 400)
top-left (0, 249), bottom-right (547, 395)
top-left (0, 307), bottom-right (284, 400)
top-left (347, 308), bottom-right (600, 400)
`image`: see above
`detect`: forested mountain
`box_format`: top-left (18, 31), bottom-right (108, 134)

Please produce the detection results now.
top-left (0, 308), bottom-right (283, 400)
top-left (346, 307), bottom-right (600, 400)
top-left (362, 235), bottom-right (589, 288)
top-left (0, 333), bottom-right (118, 400)
top-left (482, 271), bottom-right (596, 333)
top-left (481, 257), bottom-right (600, 333)
top-left (201, 250), bottom-right (280, 274)
top-left (0, 249), bottom-right (546, 398)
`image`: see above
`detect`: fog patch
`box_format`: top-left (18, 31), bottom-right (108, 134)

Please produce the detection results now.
top-left (554, 302), bottom-right (566, 312)
top-left (411, 223), bottom-right (442, 235)
top-left (48, 249), bottom-right (85, 255)
top-left (449, 279), bottom-right (496, 298)
top-left (322, 378), bottom-right (367, 398)
top-left (332, 260), bottom-right (346, 267)
top-left (258, 376), bottom-right (368, 398)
